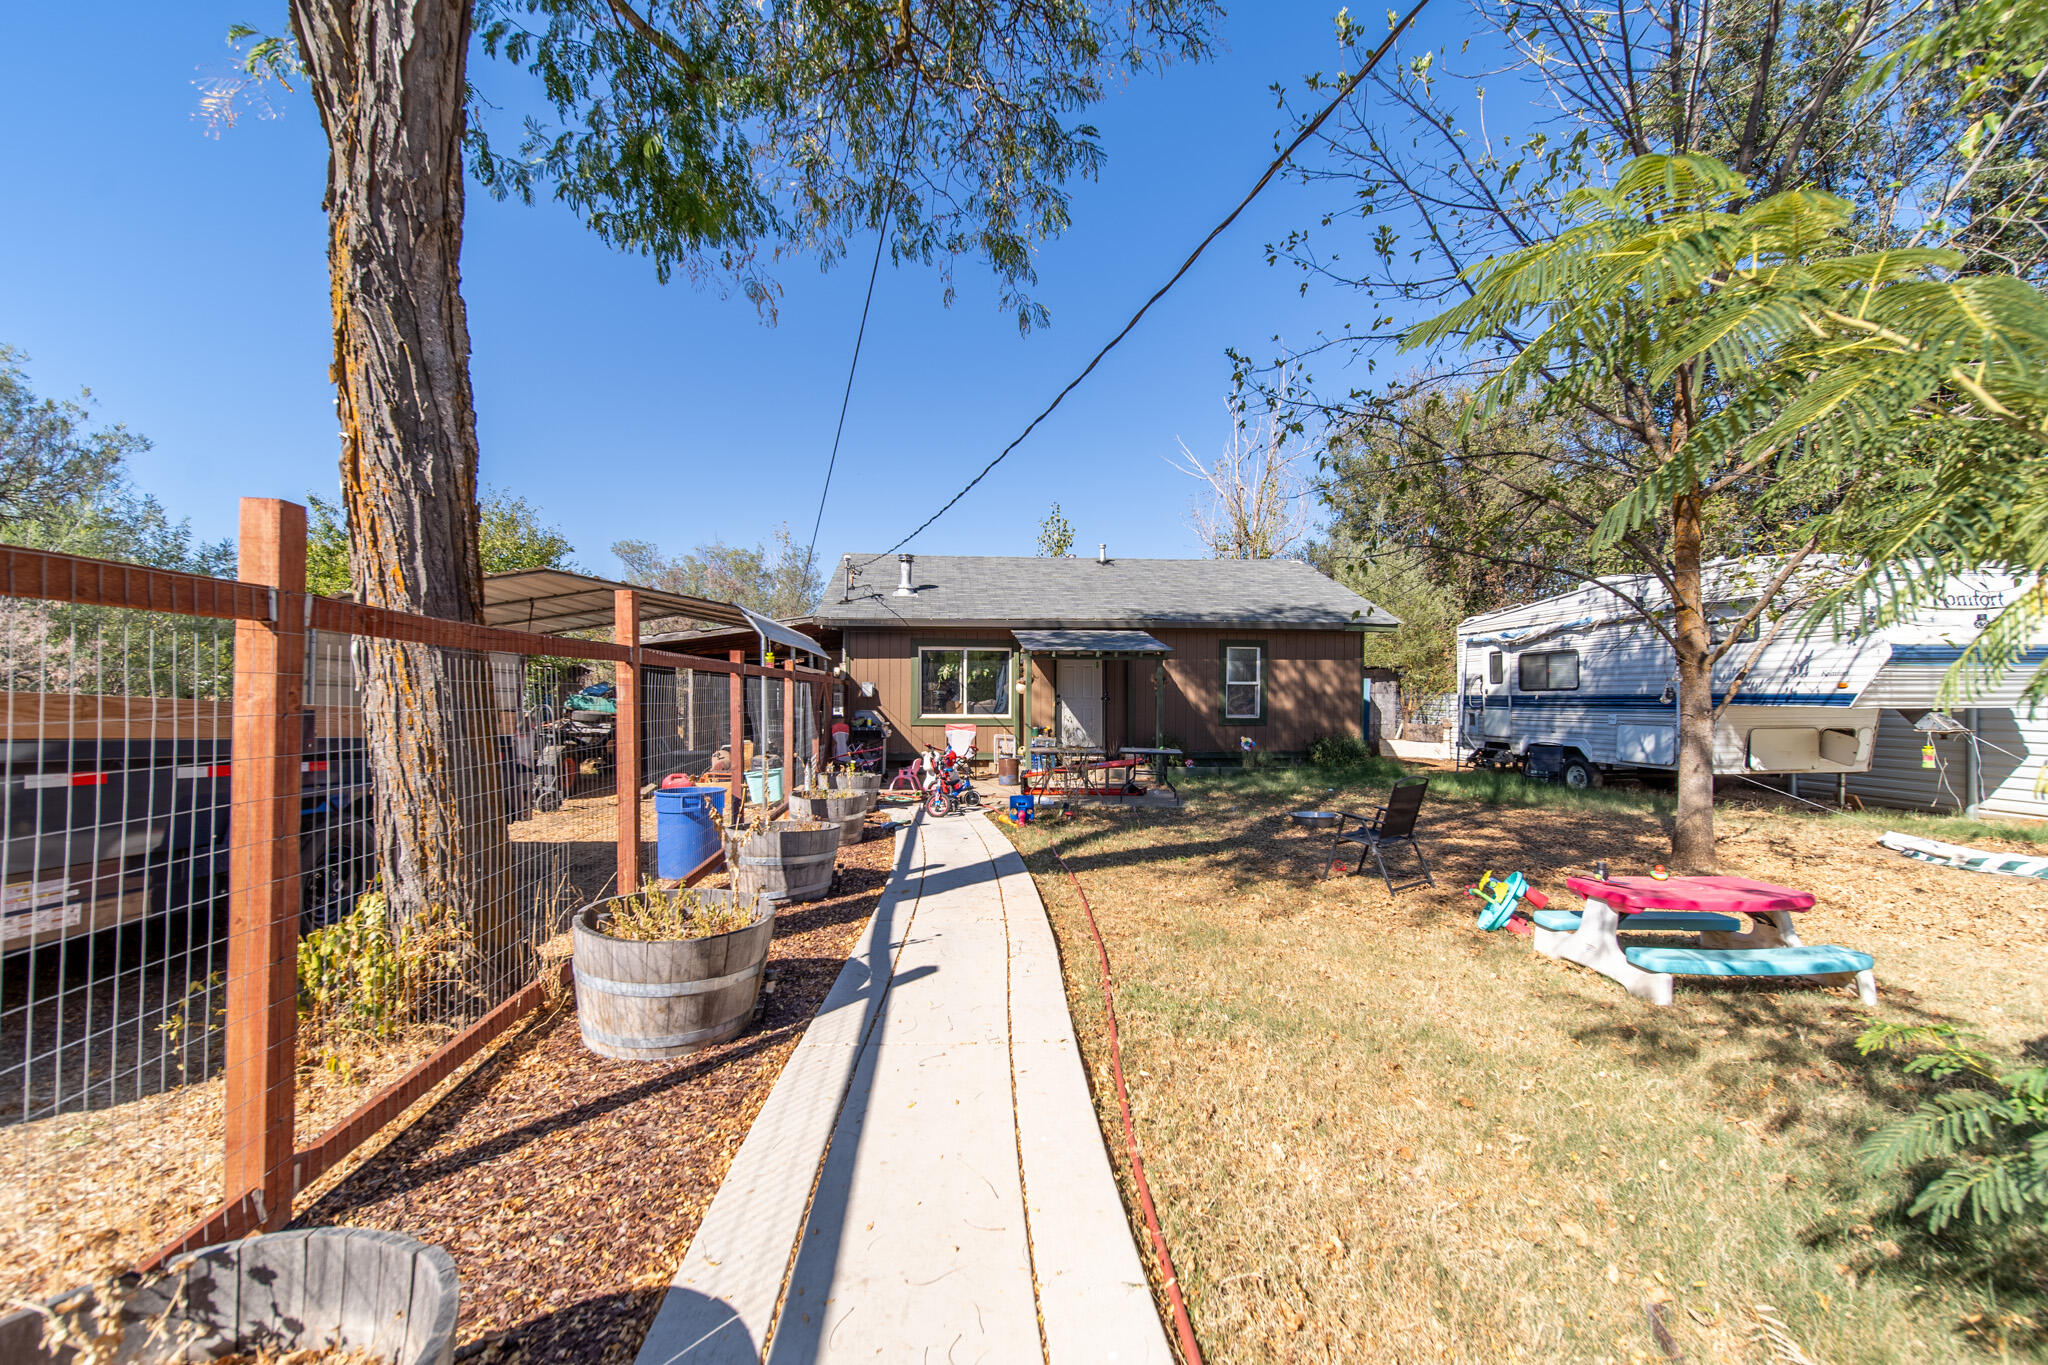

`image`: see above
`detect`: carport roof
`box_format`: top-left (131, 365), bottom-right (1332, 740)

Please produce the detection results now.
top-left (482, 568), bottom-right (748, 635)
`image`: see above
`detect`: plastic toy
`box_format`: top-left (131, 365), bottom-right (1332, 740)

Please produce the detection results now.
top-left (1468, 869), bottom-right (1550, 931)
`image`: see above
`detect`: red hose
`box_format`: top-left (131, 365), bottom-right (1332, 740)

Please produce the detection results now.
top-left (1047, 838), bottom-right (1206, 1365)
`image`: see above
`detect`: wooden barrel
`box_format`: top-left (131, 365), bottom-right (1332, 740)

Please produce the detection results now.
top-left (728, 822), bottom-right (838, 903)
top-left (831, 771), bottom-right (883, 809)
top-left (0, 1228), bottom-right (461, 1365)
top-left (571, 889), bottom-right (772, 1061)
top-left (789, 792), bottom-right (867, 846)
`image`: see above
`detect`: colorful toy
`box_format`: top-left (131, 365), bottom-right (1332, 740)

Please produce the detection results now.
top-left (1468, 869), bottom-right (1550, 931)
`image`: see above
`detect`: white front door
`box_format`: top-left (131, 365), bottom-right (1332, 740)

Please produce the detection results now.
top-left (1057, 659), bottom-right (1104, 748)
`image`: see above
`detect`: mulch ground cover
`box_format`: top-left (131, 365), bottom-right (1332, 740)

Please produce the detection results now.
top-left (291, 828), bottom-right (900, 1365)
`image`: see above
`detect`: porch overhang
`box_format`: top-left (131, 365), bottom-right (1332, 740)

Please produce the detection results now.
top-left (1010, 628), bottom-right (1171, 656)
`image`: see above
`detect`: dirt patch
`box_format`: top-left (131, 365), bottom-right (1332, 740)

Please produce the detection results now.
top-left (289, 830), bottom-right (898, 1365)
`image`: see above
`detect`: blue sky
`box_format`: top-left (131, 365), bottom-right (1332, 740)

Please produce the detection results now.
top-left (0, 3), bottom-right (1474, 577)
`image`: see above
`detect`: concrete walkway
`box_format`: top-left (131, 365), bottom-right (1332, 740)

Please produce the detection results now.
top-left (636, 810), bottom-right (1169, 1365)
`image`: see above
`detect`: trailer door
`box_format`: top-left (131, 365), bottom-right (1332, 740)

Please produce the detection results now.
top-left (1481, 648), bottom-right (1512, 739)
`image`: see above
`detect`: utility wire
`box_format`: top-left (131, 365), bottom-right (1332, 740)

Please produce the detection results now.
top-left (855, 0), bottom-right (1434, 569)
top-left (805, 102), bottom-right (916, 587)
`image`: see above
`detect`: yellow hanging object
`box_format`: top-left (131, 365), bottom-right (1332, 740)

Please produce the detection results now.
top-left (1921, 744), bottom-right (1937, 769)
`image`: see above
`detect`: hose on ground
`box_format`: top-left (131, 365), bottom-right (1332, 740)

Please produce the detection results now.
top-left (1046, 836), bottom-right (1206, 1365)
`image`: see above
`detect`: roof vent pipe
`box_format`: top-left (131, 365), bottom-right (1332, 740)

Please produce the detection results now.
top-left (1098, 543), bottom-right (1107, 564)
top-left (895, 552), bottom-right (915, 596)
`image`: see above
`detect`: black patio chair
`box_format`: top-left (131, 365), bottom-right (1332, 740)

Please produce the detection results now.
top-left (1324, 778), bottom-right (1437, 894)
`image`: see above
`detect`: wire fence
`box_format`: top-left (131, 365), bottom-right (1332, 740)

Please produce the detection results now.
top-left (0, 510), bottom-right (830, 1298)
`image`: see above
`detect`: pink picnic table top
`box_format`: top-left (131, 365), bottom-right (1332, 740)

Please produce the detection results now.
top-left (1562, 874), bottom-right (1815, 915)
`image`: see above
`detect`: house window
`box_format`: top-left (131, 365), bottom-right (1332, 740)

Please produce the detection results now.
top-left (1222, 642), bottom-right (1266, 723)
top-left (918, 647), bottom-right (1012, 718)
top-left (1518, 650), bottom-right (1580, 691)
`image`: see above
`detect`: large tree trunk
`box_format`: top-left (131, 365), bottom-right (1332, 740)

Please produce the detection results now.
top-left (1670, 490), bottom-right (1717, 871)
top-left (292, 0), bottom-right (517, 982)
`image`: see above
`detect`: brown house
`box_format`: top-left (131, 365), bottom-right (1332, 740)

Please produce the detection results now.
top-left (810, 551), bottom-right (1398, 761)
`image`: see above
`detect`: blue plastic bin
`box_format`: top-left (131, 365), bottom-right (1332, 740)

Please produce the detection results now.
top-left (655, 785), bottom-right (727, 879)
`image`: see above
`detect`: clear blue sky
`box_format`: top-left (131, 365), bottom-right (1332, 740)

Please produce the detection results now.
top-left (0, 3), bottom-right (1475, 577)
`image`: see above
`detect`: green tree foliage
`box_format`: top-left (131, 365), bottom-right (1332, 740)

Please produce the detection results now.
top-left (1036, 503), bottom-right (1075, 557)
top-left (1858, 1021), bottom-right (2048, 1233)
top-left (613, 521), bottom-right (822, 621)
top-left (1400, 149), bottom-right (2048, 861)
top-left (0, 347), bottom-right (237, 698)
top-left (0, 345), bottom-right (234, 576)
top-left (304, 487), bottom-right (576, 598)
top-left (465, 0), bottom-right (1219, 332)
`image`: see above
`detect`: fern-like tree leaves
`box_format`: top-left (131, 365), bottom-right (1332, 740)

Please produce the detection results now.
top-left (1857, 1020), bottom-right (2048, 1233)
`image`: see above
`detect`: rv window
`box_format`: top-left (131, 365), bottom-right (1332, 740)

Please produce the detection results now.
top-left (1487, 651), bottom-right (1504, 685)
top-left (1518, 650), bottom-right (1580, 691)
top-left (1710, 609), bottom-right (1761, 644)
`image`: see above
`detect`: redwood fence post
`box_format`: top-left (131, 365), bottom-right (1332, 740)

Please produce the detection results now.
top-left (224, 497), bottom-right (306, 1232)
top-left (615, 589), bottom-right (641, 894)
top-left (728, 649), bottom-right (746, 815)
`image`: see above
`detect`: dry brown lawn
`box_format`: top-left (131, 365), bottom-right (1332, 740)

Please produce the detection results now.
top-left (1006, 767), bottom-right (2048, 1364)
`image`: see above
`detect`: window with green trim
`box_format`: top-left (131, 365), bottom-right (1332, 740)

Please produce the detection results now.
top-left (918, 647), bottom-right (1013, 718)
top-left (1222, 642), bottom-right (1266, 722)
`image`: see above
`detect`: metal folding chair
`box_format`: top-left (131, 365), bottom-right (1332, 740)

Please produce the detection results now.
top-left (1324, 778), bottom-right (1437, 894)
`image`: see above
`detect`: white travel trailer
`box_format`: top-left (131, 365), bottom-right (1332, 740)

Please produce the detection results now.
top-left (1455, 564), bottom-right (2038, 797)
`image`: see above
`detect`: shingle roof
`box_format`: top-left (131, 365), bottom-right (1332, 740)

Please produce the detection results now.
top-left (813, 554), bottom-right (1397, 630)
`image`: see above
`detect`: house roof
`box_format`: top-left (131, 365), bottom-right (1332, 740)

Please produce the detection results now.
top-left (814, 554), bottom-right (1397, 631)
top-left (1012, 629), bottom-right (1172, 654)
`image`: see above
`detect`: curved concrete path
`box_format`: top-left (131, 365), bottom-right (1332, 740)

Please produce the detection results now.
top-left (635, 810), bottom-right (1170, 1365)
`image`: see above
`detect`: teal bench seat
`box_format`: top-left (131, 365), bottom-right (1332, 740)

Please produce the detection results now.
top-left (1532, 909), bottom-right (1742, 934)
top-left (1622, 944), bottom-right (1875, 977)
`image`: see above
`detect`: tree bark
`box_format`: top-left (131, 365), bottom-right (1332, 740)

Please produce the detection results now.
top-left (291, 0), bottom-right (517, 982)
top-left (1670, 489), bottom-right (1717, 871)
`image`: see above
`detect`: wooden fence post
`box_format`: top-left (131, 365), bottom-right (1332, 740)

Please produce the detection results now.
top-left (728, 649), bottom-right (746, 816)
top-left (224, 498), bottom-right (306, 1233)
top-left (615, 589), bottom-right (640, 894)
top-left (782, 663), bottom-right (797, 796)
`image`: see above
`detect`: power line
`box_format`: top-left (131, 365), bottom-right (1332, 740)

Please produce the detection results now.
top-left (805, 102), bottom-right (917, 587)
top-left (856, 0), bottom-right (1435, 568)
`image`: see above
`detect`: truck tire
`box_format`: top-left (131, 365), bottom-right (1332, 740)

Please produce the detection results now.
top-left (1561, 756), bottom-right (1604, 790)
top-left (300, 825), bottom-right (370, 929)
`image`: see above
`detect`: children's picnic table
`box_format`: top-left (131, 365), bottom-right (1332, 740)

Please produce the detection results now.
top-left (1533, 874), bottom-right (1876, 1007)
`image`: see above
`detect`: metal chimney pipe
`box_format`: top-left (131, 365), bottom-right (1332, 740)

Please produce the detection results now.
top-left (1098, 543), bottom-right (1107, 564)
top-left (895, 552), bottom-right (916, 596)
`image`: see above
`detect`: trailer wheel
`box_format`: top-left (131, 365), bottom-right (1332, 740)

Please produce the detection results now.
top-left (1561, 756), bottom-right (1604, 790)
top-left (301, 825), bottom-right (371, 929)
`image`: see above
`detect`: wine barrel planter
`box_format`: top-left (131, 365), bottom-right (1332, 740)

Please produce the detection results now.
top-left (572, 889), bottom-right (772, 1061)
top-left (788, 791), bottom-right (868, 847)
top-left (0, 1229), bottom-right (459, 1365)
top-left (728, 821), bottom-right (838, 904)
top-left (830, 770), bottom-right (883, 810)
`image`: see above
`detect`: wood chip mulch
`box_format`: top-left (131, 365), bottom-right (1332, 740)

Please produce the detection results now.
top-left (290, 829), bottom-right (901, 1365)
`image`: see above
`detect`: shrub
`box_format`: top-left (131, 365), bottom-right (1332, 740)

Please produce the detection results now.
top-left (1308, 734), bottom-right (1372, 768)
top-left (1857, 1021), bottom-right (2048, 1232)
top-left (600, 887), bottom-right (761, 942)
